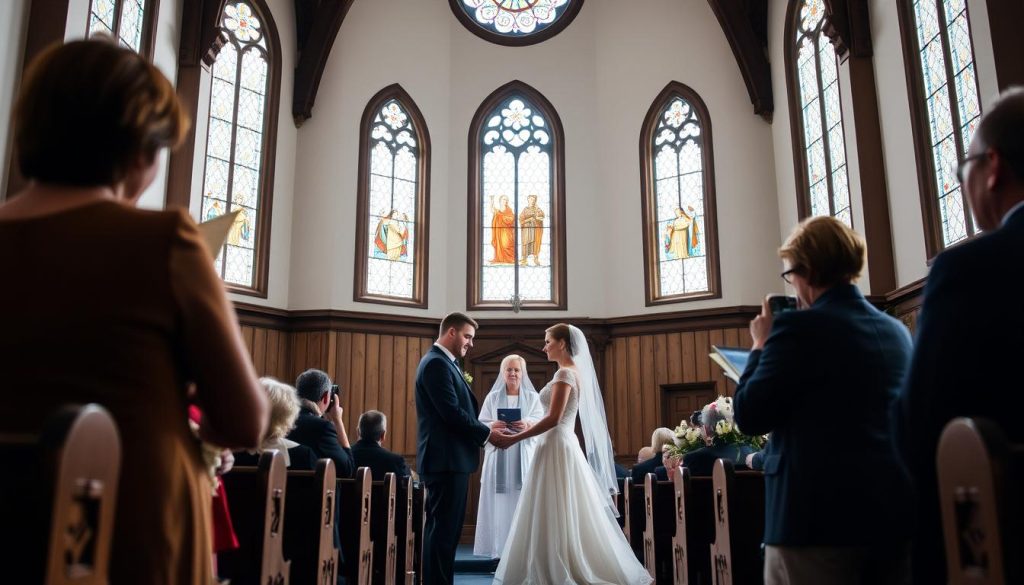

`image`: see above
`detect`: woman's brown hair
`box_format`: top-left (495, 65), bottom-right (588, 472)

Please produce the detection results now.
top-left (545, 323), bottom-right (574, 356)
top-left (779, 216), bottom-right (865, 288)
top-left (14, 38), bottom-right (189, 186)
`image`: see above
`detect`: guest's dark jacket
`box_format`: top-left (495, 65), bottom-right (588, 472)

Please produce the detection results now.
top-left (631, 452), bottom-right (663, 483)
top-left (654, 442), bottom-right (755, 480)
top-left (615, 462), bottom-right (629, 480)
top-left (352, 438), bottom-right (411, 481)
top-left (748, 448), bottom-right (766, 471)
top-left (734, 284), bottom-right (913, 546)
top-left (893, 205), bottom-right (1024, 585)
top-left (234, 444), bottom-right (318, 470)
top-left (287, 406), bottom-right (355, 478)
top-left (415, 345), bottom-right (490, 474)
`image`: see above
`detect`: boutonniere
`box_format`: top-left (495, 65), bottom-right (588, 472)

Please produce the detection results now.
top-left (456, 358), bottom-right (474, 385)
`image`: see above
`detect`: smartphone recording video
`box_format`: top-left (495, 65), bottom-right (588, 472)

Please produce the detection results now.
top-left (768, 294), bottom-right (798, 315)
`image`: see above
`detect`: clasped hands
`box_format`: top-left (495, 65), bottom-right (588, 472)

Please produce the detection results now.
top-left (488, 420), bottom-right (528, 449)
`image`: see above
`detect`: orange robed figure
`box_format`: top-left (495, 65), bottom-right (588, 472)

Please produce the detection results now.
top-left (491, 195), bottom-right (516, 264)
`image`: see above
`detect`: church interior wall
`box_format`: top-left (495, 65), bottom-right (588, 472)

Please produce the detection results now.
top-left (0, 1), bottom-right (28, 194)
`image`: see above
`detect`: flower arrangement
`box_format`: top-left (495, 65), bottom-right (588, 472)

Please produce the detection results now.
top-left (666, 396), bottom-right (767, 456)
top-left (663, 420), bottom-right (705, 458)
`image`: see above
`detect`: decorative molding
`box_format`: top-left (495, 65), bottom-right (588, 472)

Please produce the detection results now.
top-left (292, 0), bottom-right (354, 125)
top-left (447, 0), bottom-right (585, 47)
top-left (821, 0), bottom-right (872, 61)
top-left (706, 0), bottom-right (773, 121)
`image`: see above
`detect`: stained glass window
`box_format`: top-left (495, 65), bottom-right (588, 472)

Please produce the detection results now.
top-left (791, 0), bottom-right (851, 226)
top-left (199, 1), bottom-right (274, 290)
top-left (470, 83), bottom-right (565, 310)
top-left (451, 0), bottom-right (581, 45)
top-left (355, 86), bottom-right (430, 307)
top-left (87, 0), bottom-right (150, 54)
top-left (906, 0), bottom-right (982, 249)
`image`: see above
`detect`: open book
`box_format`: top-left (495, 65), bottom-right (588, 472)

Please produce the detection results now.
top-left (196, 209), bottom-right (242, 260)
top-left (709, 345), bottom-right (751, 383)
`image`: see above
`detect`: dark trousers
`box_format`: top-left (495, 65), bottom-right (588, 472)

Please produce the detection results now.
top-left (421, 472), bottom-right (469, 585)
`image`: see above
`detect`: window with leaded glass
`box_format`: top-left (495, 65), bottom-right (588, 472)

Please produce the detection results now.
top-left (898, 0), bottom-right (983, 255)
top-left (449, 0), bottom-right (584, 46)
top-left (87, 0), bottom-right (157, 56)
top-left (468, 81), bottom-right (566, 310)
top-left (199, 0), bottom-right (280, 295)
top-left (354, 85), bottom-right (430, 308)
top-left (640, 82), bottom-right (721, 305)
top-left (786, 0), bottom-right (852, 227)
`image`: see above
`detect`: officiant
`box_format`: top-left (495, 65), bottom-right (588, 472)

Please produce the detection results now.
top-left (473, 354), bottom-right (545, 559)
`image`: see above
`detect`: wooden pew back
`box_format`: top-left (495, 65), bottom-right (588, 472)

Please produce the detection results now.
top-left (1, 404), bottom-right (120, 585)
top-left (284, 460), bottom-right (338, 585)
top-left (711, 460), bottom-right (765, 585)
top-left (643, 474), bottom-right (677, 584)
top-left (673, 469), bottom-right (714, 585)
top-left (338, 467), bottom-right (373, 585)
top-left (938, 417), bottom-right (1024, 585)
top-left (370, 473), bottom-right (397, 585)
top-left (405, 479), bottom-right (423, 585)
top-left (623, 477), bottom-right (646, 560)
top-left (220, 450), bottom-right (290, 585)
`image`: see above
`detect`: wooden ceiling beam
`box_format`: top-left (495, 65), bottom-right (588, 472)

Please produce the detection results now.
top-left (822, 0), bottom-right (873, 62)
top-left (706, 0), bottom-right (773, 121)
top-left (292, 0), bottom-right (354, 126)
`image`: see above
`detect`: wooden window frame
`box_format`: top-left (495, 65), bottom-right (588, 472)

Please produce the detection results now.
top-left (86, 0), bottom-right (161, 59)
top-left (784, 0), bottom-right (852, 223)
top-left (467, 80), bottom-right (567, 311)
top-left (447, 0), bottom-right (584, 47)
top-left (353, 84), bottom-right (431, 309)
top-left (198, 0), bottom-right (282, 298)
top-left (896, 0), bottom-right (983, 259)
top-left (639, 81), bottom-right (722, 306)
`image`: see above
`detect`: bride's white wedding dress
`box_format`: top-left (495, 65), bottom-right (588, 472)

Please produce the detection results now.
top-left (493, 368), bottom-right (653, 585)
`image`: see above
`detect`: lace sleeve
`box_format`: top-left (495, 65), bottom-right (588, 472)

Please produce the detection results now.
top-left (552, 368), bottom-right (576, 387)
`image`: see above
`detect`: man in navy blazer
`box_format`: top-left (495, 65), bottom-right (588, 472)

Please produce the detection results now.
top-left (893, 88), bottom-right (1024, 585)
top-left (733, 217), bottom-right (914, 583)
top-left (415, 312), bottom-right (504, 585)
top-left (288, 369), bottom-right (355, 479)
top-left (352, 409), bottom-right (410, 481)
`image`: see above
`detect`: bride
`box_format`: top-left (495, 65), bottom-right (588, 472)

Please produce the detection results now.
top-left (492, 323), bottom-right (652, 585)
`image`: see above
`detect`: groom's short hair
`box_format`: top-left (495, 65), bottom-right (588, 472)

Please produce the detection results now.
top-left (439, 312), bottom-right (478, 337)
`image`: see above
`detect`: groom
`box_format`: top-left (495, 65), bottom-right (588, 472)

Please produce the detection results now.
top-left (416, 312), bottom-right (508, 585)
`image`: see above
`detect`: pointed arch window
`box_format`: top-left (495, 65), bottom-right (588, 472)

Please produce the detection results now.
top-left (87, 0), bottom-right (158, 56)
top-left (785, 0), bottom-right (852, 226)
top-left (898, 0), bottom-right (983, 256)
top-left (198, 0), bottom-right (281, 296)
top-left (640, 82), bottom-right (721, 305)
top-left (468, 81), bottom-right (566, 310)
top-left (354, 85), bottom-right (431, 308)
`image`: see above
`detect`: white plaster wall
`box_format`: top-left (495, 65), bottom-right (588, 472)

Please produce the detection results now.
top-left (0, 0), bottom-right (29, 195)
top-left (768, 0), bottom-right (799, 273)
top-left (291, 0), bottom-right (782, 317)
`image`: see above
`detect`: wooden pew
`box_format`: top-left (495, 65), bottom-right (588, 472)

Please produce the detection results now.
top-left (672, 468), bottom-right (715, 585)
top-left (1, 404), bottom-right (120, 585)
top-left (391, 477), bottom-right (412, 585)
top-left (615, 477), bottom-right (627, 530)
top-left (643, 473), bottom-right (677, 584)
top-left (284, 459), bottom-right (338, 585)
top-left (220, 450), bottom-right (290, 585)
top-left (623, 477), bottom-right (647, 561)
top-left (338, 467), bottom-right (373, 585)
top-left (710, 460), bottom-right (765, 585)
top-left (370, 473), bottom-right (397, 585)
top-left (405, 479), bottom-right (423, 585)
top-left (937, 417), bottom-right (1024, 585)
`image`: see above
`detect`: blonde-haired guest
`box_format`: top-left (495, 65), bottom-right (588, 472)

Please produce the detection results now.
top-left (234, 378), bottom-right (317, 470)
top-left (631, 427), bottom-right (674, 482)
top-left (473, 354), bottom-right (545, 558)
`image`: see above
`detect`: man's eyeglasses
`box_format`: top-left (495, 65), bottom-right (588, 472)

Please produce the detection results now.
top-left (780, 268), bottom-right (798, 284)
top-left (955, 153), bottom-right (986, 184)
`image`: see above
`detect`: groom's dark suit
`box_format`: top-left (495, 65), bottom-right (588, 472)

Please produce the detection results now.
top-left (416, 345), bottom-right (490, 585)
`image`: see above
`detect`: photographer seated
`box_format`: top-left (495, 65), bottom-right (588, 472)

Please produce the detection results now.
top-left (235, 378), bottom-right (317, 470)
top-left (286, 369), bottom-right (355, 478)
top-left (351, 410), bottom-right (410, 481)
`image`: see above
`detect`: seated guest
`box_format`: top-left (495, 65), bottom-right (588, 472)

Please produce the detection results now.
top-left (661, 403), bottom-right (754, 478)
top-left (287, 369), bottom-right (355, 478)
top-left (351, 410), bottom-right (411, 481)
top-left (615, 462), bottom-right (629, 480)
top-left (631, 427), bottom-right (674, 482)
top-left (636, 446), bottom-right (654, 464)
top-left (734, 217), bottom-right (913, 585)
top-left (893, 87), bottom-right (1024, 585)
top-left (235, 378), bottom-right (317, 470)
top-left (745, 441), bottom-right (769, 471)
top-left (0, 39), bottom-right (267, 585)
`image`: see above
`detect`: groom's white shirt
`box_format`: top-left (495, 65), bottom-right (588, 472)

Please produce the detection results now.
top-left (433, 342), bottom-right (457, 363)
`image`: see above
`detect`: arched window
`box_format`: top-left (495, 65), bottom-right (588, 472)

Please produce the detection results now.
top-left (198, 0), bottom-right (281, 296)
top-left (87, 0), bottom-right (158, 56)
top-left (785, 0), bottom-right (851, 226)
top-left (898, 0), bottom-right (982, 255)
top-left (449, 0), bottom-right (584, 46)
top-left (640, 82), bottom-right (721, 305)
top-left (354, 85), bottom-right (431, 308)
top-left (468, 81), bottom-right (566, 311)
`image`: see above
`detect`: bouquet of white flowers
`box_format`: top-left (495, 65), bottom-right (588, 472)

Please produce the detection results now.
top-left (705, 396), bottom-right (766, 449)
top-left (663, 419), bottom-right (705, 458)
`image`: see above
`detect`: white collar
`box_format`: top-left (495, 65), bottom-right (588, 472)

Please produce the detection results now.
top-left (1001, 200), bottom-right (1024, 227)
top-left (433, 342), bottom-right (457, 363)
